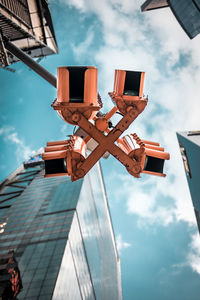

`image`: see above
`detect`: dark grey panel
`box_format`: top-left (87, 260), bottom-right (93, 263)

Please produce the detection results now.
top-left (194, 208), bottom-right (200, 234)
top-left (169, 0), bottom-right (200, 38)
top-left (193, 0), bottom-right (200, 10)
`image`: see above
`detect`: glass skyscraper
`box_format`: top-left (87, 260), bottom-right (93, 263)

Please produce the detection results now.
top-left (141, 0), bottom-right (200, 39)
top-left (177, 131), bottom-right (200, 234)
top-left (0, 155), bottom-right (122, 299)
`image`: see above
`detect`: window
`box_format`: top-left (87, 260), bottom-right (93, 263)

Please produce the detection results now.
top-left (179, 144), bottom-right (192, 178)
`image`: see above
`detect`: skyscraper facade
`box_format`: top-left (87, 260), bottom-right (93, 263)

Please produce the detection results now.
top-left (0, 155), bottom-right (122, 299)
top-left (141, 0), bottom-right (200, 39)
top-left (177, 131), bottom-right (200, 234)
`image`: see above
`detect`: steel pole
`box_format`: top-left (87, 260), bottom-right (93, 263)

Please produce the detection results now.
top-left (4, 40), bottom-right (57, 88)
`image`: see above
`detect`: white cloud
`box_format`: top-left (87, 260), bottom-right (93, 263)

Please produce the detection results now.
top-left (0, 126), bottom-right (35, 163)
top-left (0, 125), bottom-right (14, 137)
top-left (127, 187), bottom-right (175, 227)
top-left (71, 28), bottom-right (95, 62)
top-left (61, 124), bottom-right (68, 135)
top-left (109, 156), bottom-right (195, 227)
top-left (173, 233), bottom-right (200, 276)
top-left (116, 234), bottom-right (131, 254)
top-left (187, 233), bottom-right (200, 275)
top-left (63, 0), bottom-right (86, 12)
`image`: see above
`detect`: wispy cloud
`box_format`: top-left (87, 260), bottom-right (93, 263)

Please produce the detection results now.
top-left (0, 126), bottom-right (35, 163)
top-left (61, 124), bottom-right (68, 135)
top-left (172, 232), bottom-right (200, 276)
top-left (71, 27), bottom-right (95, 62)
top-left (109, 166), bottom-right (195, 228)
top-left (116, 234), bottom-right (131, 254)
top-left (187, 233), bottom-right (200, 275)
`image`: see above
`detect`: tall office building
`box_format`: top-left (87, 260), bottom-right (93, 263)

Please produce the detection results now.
top-left (0, 154), bottom-right (122, 299)
top-left (0, 0), bottom-right (58, 68)
top-left (177, 131), bottom-right (200, 234)
top-left (141, 0), bottom-right (200, 39)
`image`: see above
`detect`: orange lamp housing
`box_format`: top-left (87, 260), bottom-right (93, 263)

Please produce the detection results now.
top-left (42, 136), bottom-right (87, 178)
top-left (52, 66), bottom-right (102, 125)
top-left (114, 70), bottom-right (145, 97)
top-left (117, 134), bottom-right (170, 177)
top-left (109, 70), bottom-right (147, 115)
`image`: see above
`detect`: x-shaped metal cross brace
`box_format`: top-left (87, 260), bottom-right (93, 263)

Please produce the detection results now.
top-left (70, 106), bottom-right (145, 181)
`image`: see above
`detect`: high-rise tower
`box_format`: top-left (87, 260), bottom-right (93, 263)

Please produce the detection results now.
top-left (0, 154), bottom-right (122, 299)
top-left (177, 131), bottom-right (200, 234)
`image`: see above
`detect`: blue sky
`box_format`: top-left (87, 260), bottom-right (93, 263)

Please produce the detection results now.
top-left (1, 0), bottom-right (200, 299)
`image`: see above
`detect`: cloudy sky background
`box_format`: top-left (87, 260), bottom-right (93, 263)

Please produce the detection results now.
top-left (1, 0), bottom-right (200, 299)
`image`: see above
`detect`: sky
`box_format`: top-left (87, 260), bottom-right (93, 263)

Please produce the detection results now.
top-left (1, 0), bottom-right (200, 299)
